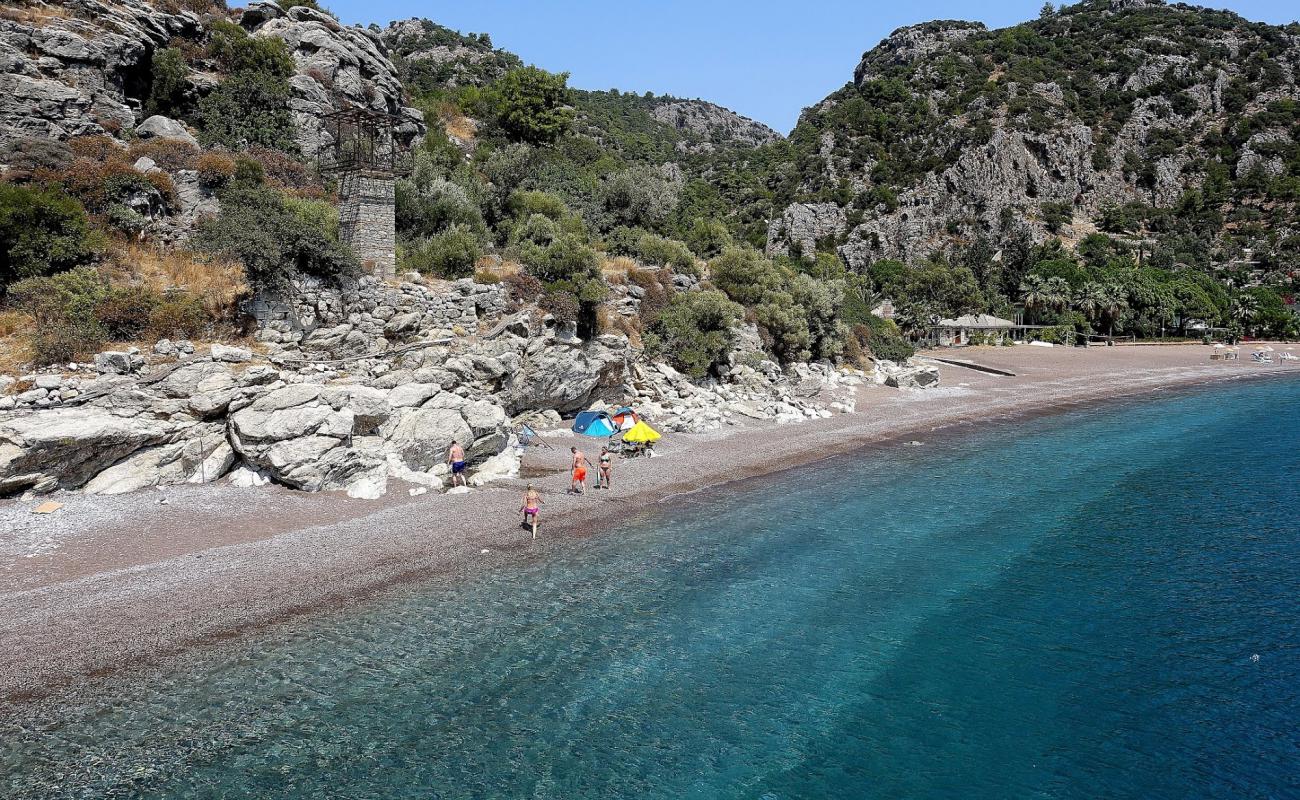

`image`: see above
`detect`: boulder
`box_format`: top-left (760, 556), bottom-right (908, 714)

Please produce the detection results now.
top-left (211, 343), bottom-right (253, 363)
top-left (83, 424), bottom-right (232, 495)
top-left (0, 408), bottom-right (172, 494)
top-left (135, 115), bottom-right (199, 146)
top-left (94, 350), bottom-right (142, 375)
top-left (387, 382), bottom-right (440, 408)
top-left (379, 407), bottom-right (471, 471)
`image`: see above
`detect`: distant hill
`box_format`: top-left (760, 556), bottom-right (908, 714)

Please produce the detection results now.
top-left (764, 0), bottom-right (1300, 276)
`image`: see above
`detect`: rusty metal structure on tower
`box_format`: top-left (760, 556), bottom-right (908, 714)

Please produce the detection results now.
top-left (319, 108), bottom-right (409, 280)
top-left (319, 107), bottom-right (411, 177)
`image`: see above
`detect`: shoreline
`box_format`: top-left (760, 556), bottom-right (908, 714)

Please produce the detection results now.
top-left (2, 345), bottom-right (1298, 705)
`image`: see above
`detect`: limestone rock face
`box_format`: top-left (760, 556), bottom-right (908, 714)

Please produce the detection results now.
top-left (0, 408), bottom-right (174, 494)
top-left (766, 203), bottom-right (847, 258)
top-left (242, 7), bottom-right (424, 159)
top-left (0, 0), bottom-right (200, 146)
top-left (648, 100), bottom-right (782, 152)
top-left (769, 4), bottom-right (1300, 268)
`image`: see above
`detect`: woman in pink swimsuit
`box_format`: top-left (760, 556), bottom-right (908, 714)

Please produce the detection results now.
top-left (521, 484), bottom-right (543, 539)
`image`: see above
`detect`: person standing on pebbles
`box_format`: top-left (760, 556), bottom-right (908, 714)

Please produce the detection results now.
top-left (597, 446), bottom-right (613, 490)
top-left (447, 440), bottom-right (467, 488)
top-left (570, 446), bottom-right (593, 494)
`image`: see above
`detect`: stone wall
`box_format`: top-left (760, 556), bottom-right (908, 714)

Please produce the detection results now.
top-left (338, 173), bottom-right (396, 279)
top-left (251, 275), bottom-right (507, 356)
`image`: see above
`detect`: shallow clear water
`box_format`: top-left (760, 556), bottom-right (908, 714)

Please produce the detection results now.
top-left (5, 378), bottom-right (1300, 799)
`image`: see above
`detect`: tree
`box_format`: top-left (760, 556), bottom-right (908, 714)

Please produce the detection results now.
top-left (646, 289), bottom-right (743, 378)
top-left (146, 48), bottom-right (190, 118)
top-left (197, 22), bottom-right (298, 152)
top-left (709, 247), bottom-right (783, 306)
top-left (492, 67), bottom-right (574, 145)
top-left (1020, 275), bottom-right (1050, 322)
top-left (1040, 2), bottom-right (1057, 18)
top-left (196, 71), bottom-right (298, 152)
top-left (0, 183), bottom-right (96, 291)
top-left (192, 185), bottom-right (357, 291)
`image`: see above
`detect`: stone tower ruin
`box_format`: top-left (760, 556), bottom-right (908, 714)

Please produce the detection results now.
top-left (321, 108), bottom-right (409, 281)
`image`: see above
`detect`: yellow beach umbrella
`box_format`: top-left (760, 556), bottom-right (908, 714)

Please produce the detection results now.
top-left (622, 420), bottom-right (661, 444)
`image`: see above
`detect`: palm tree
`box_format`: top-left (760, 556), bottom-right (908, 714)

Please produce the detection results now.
top-left (1074, 281), bottom-right (1106, 326)
top-left (1019, 275), bottom-right (1049, 323)
top-left (1231, 294), bottom-right (1259, 335)
top-left (1099, 282), bottom-right (1128, 337)
top-left (1044, 277), bottom-right (1071, 313)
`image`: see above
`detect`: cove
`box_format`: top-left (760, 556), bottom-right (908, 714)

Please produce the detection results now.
top-left (4, 377), bottom-right (1300, 799)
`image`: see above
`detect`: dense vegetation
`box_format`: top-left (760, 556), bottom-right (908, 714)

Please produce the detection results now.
top-left (2, 0), bottom-right (1297, 370)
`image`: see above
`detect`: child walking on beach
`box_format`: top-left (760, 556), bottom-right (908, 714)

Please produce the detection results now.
top-left (521, 485), bottom-right (543, 540)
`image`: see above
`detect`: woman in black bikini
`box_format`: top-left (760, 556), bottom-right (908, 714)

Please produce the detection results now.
top-left (597, 447), bottom-right (612, 490)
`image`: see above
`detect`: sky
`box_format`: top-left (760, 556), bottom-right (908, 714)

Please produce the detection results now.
top-left (327, 1), bottom-right (1299, 134)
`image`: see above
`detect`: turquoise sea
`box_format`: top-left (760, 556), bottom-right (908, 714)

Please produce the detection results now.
top-left (4, 376), bottom-right (1300, 799)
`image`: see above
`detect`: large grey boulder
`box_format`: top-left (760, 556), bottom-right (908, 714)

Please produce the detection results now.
top-left (228, 385), bottom-right (362, 490)
top-left (135, 115), bottom-right (198, 146)
top-left (500, 337), bottom-right (630, 415)
top-left (83, 423), bottom-right (233, 495)
top-left (379, 407), bottom-right (471, 472)
top-left (0, 408), bottom-right (172, 495)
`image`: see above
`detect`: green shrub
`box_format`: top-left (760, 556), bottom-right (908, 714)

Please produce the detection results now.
top-left (521, 234), bottom-right (599, 284)
top-left (404, 226), bottom-right (483, 279)
top-left (146, 47), bottom-right (190, 118)
top-left (196, 71), bottom-right (298, 153)
top-left (396, 178), bottom-right (484, 239)
top-left (95, 285), bottom-right (160, 340)
top-left (708, 247), bottom-right (783, 306)
top-left (754, 289), bottom-right (811, 363)
top-left (648, 289), bottom-right (744, 378)
top-left (149, 292), bottom-right (209, 339)
top-left (1040, 201), bottom-right (1073, 232)
top-left (506, 189), bottom-right (568, 221)
top-left (490, 66), bottom-right (574, 145)
top-left (636, 233), bottom-right (697, 276)
top-left (106, 203), bottom-right (149, 236)
top-left (8, 267), bottom-right (109, 364)
top-left (0, 183), bottom-right (96, 291)
top-left (685, 218), bottom-right (733, 259)
top-left (206, 20), bottom-right (296, 77)
top-left (192, 186), bottom-right (358, 291)
top-left (853, 317), bottom-right (914, 362)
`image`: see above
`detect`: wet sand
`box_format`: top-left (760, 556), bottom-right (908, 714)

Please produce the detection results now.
top-left (2, 344), bottom-right (1296, 702)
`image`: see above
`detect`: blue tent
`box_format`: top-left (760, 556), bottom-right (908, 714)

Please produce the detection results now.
top-left (572, 411), bottom-right (617, 437)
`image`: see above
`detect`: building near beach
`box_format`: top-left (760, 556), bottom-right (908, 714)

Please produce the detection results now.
top-left (932, 314), bottom-right (1032, 346)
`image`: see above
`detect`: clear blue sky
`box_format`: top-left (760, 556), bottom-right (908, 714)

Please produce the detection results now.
top-left (328, 1), bottom-right (1299, 134)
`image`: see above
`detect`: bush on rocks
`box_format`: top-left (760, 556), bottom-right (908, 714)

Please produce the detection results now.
top-left (95, 286), bottom-right (160, 340)
top-left (644, 289), bottom-right (743, 378)
top-left (193, 185), bottom-right (358, 292)
top-left (708, 247), bottom-right (783, 306)
top-left (0, 183), bottom-right (97, 291)
top-left (7, 267), bottom-right (109, 363)
top-left (404, 226), bottom-right (483, 279)
top-left (148, 293), bottom-right (209, 339)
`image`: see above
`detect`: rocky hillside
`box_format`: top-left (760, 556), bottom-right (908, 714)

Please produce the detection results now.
top-left (0, 0), bottom-right (423, 158)
top-left (766, 0), bottom-right (1300, 274)
top-left (380, 17), bottom-right (781, 160)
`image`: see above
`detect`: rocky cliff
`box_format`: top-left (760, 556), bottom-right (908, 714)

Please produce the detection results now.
top-left (0, 0), bottom-right (423, 157)
top-left (767, 0), bottom-right (1300, 269)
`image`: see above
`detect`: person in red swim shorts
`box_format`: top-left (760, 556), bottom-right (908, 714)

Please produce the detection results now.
top-left (570, 446), bottom-right (593, 495)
